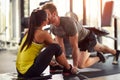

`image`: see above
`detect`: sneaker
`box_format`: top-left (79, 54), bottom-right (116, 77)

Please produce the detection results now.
top-left (50, 64), bottom-right (63, 74)
top-left (97, 52), bottom-right (106, 63)
top-left (112, 50), bottom-right (120, 65)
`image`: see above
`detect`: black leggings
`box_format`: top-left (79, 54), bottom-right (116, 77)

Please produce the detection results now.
top-left (17, 43), bottom-right (62, 78)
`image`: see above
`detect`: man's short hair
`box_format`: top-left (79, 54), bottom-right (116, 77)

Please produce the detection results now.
top-left (42, 2), bottom-right (57, 14)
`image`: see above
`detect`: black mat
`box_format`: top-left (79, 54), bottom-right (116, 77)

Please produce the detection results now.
top-left (80, 56), bottom-right (120, 78)
top-left (63, 74), bottom-right (89, 80)
top-left (50, 55), bottom-right (120, 80)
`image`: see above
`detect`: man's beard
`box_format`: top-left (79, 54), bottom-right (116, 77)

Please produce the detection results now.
top-left (48, 19), bottom-right (51, 24)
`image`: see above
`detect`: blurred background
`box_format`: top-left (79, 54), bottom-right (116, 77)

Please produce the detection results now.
top-left (0, 0), bottom-right (120, 50)
top-left (0, 1), bottom-right (120, 80)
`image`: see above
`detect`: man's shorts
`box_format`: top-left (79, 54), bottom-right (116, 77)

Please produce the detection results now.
top-left (78, 31), bottom-right (97, 52)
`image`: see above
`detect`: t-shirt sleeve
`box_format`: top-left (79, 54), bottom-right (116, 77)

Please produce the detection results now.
top-left (64, 19), bottom-right (77, 36)
top-left (50, 24), bottom-right (65, 38)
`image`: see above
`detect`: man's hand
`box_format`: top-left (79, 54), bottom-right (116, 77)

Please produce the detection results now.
top-left (69, 33), bottom-right (79, 67)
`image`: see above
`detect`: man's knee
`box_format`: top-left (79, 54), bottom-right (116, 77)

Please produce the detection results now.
top-left (78, 64), bottom-right (86, 69)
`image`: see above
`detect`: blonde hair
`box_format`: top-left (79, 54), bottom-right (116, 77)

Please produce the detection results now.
top-left (42, 2), bottom-right (58, 15)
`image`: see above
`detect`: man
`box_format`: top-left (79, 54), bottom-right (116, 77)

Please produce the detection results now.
top-left (42, 3), bottom-right (120, 69)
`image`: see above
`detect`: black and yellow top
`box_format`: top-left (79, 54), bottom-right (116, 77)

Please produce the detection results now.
top-left (16, 35), bottom-right (45, 74)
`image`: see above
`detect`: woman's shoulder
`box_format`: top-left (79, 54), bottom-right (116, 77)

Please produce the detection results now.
top-left (41, 30), bottom-right (49, 35)
top-left (39, 30), bottom-right (51, 39)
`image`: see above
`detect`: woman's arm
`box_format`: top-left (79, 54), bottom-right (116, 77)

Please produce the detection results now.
top-left (55, 36), bottom-right (66, 55)
top-left (43, 31), bottom-right (57, 45)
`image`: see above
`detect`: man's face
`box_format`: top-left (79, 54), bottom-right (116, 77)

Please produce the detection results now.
top-left (52, 15), bottom-right (60, 26)
top-left (45, 9), bottom-right (58, 25)
top-left (45, 9), bottom-right (52, 24)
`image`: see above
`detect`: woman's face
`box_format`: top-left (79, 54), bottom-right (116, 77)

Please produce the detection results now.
top-left (44, 17), bottom-right (49, 26)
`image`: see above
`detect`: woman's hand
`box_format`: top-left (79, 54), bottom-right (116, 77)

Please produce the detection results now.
top-left (71, 66), bottom-right (80, 74)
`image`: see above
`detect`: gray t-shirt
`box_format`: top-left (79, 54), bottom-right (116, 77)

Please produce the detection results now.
top-left (50, 17), bottom-right (90, 42)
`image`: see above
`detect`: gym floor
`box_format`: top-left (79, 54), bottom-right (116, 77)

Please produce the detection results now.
top-left (0, 49), bottom-right (120, 80)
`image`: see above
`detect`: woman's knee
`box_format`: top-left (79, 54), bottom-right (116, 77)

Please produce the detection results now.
top-left (49, 43), bottom-right (62, 57)
top-left (49, 43), bottom-right (60, 49)
top-left (49, 43), bottom-right (61, 51)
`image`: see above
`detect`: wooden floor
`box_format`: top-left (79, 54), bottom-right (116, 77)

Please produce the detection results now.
top-left (0, 49), bottom-right (120, 80)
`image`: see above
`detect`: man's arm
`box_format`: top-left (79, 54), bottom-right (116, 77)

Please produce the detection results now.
top-left (56, 33), bottom-right (80, 68)
top-left (69, 33), bottom-right (80, 68)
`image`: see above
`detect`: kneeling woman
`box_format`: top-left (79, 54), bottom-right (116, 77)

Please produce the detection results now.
top-left (16, 9), bottom-right (76, 78)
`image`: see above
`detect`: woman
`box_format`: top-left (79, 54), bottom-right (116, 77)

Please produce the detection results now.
top-left (16, 9), bottom-right (76, 78)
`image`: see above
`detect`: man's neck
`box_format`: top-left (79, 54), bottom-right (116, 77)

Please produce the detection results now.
top-left (55, 16), bottom-right (60, 27)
